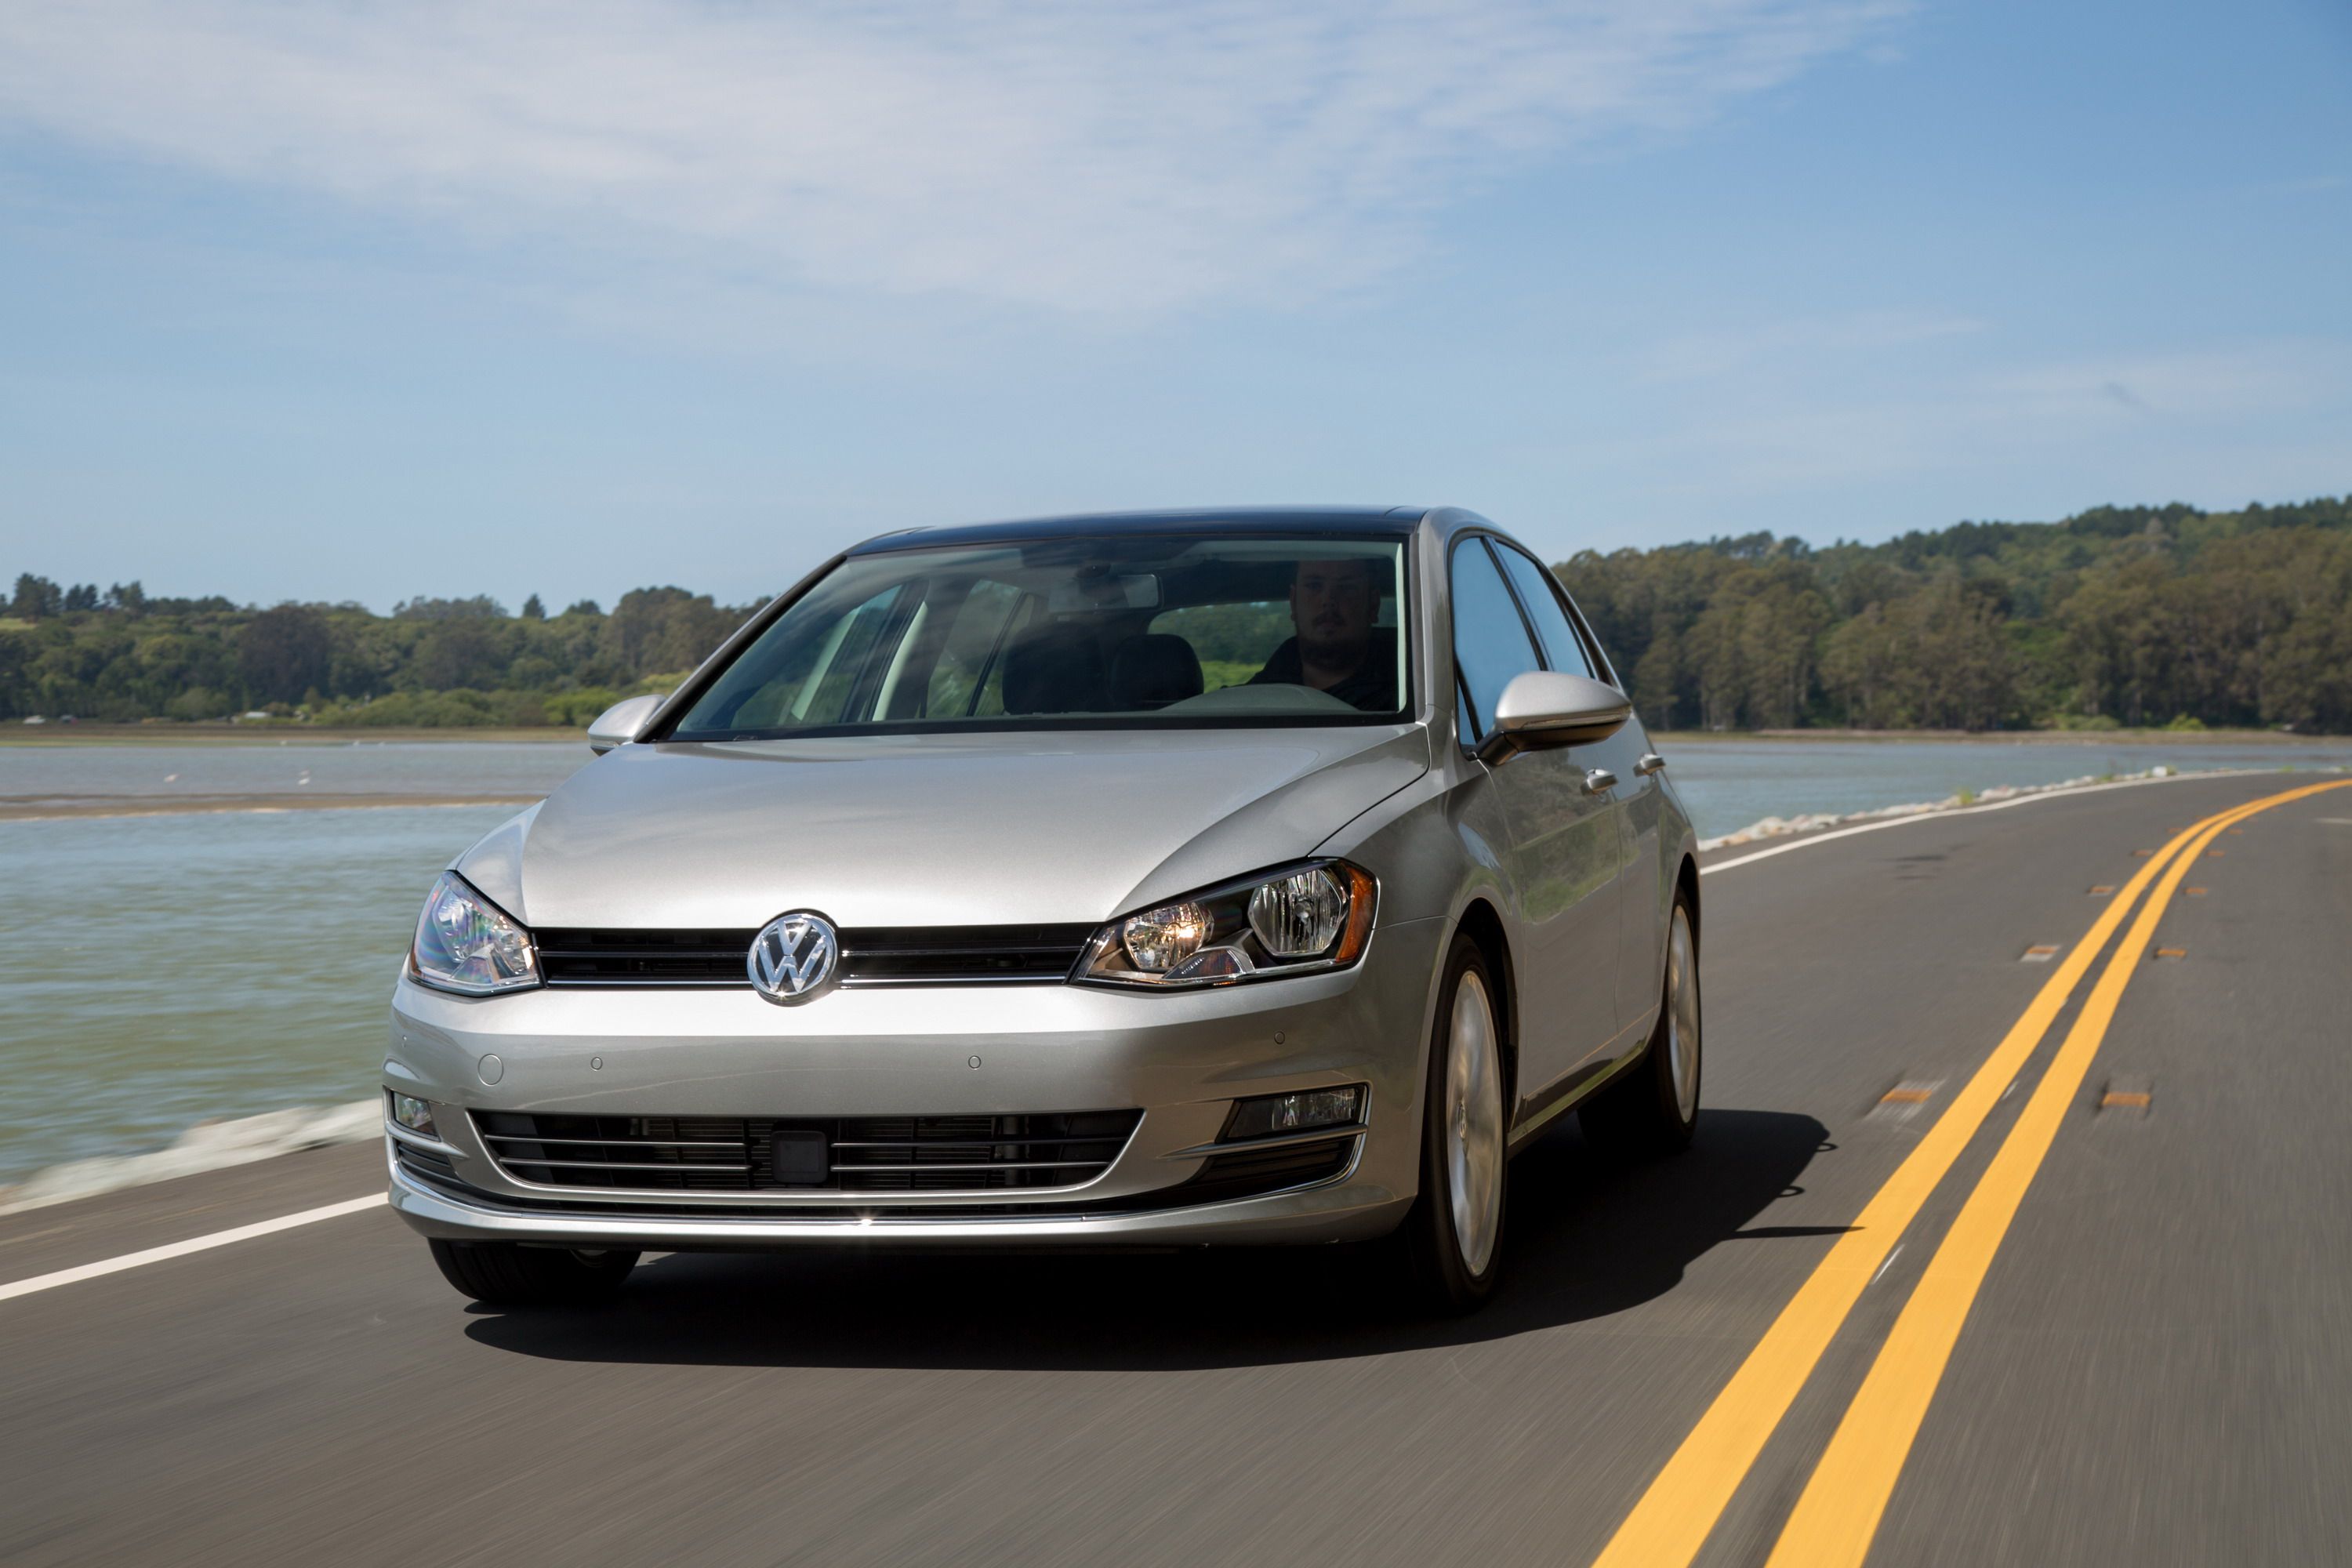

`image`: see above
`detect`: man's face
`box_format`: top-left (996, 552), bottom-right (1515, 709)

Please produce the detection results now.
top-left (1291, 558), bottom-right (1378, 665)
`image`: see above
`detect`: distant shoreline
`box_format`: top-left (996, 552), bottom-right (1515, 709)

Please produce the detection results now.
top-left (0, 792), bottom-right (543, 822)
top-left (0, 724), bottom-right (589, 747)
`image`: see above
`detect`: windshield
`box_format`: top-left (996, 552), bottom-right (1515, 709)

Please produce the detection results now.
top-left (668, 535), bottom-right (1412, 739)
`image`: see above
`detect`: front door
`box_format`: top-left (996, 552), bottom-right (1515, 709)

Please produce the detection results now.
top-left (1450, 538), bottom-right (1622, 1118)
top-left (1488, 542), bottom-right (1661, 1055)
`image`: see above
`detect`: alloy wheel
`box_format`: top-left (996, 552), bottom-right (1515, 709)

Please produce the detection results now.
top-left (1664, 907), bottom-right (1700, 1123)
top-left (1446, 969), bottom-right (1505, 1275)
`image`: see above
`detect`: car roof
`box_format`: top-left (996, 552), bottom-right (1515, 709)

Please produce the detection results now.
top-left (846, 506), bottom-right (1432, 555)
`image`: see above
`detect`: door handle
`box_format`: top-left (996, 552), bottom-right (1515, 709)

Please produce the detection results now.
top-left (1635, 752), bottom-right (1666, 776)
top-left (1583, 768), bottom-right (1619, 794)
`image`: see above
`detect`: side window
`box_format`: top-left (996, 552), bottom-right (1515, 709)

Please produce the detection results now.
top-left (1494, 544), bottom-right (1597, 681)
top-left (924, 580), bottom-right (1025, 717)
top-left (723, 581), bottom-right (906, 729)
top-left (1450, 539), bottom-right (1543, 742)
top-left (789, 584), bottom-right (904, 725)
top-left (968, 596), bottom-right (1038, 717)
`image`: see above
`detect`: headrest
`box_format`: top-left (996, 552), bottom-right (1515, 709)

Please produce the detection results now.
top-left (1109, 633), bottom-right (1204, 710)
top-left (1001, 626), bottom-right (1106, 714)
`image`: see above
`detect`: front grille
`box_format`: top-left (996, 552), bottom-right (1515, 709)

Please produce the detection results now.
top-left (535, 929), bottom-right (750, 986)
top-left (403, 1127), bottom-right (1357, 1218)
top-left (474, 1110), bottom-right (1141, 1193)
top-left (833, 925), bottom-right (1098, 984)
top-left (535, 924), bottom-right (1098, 988)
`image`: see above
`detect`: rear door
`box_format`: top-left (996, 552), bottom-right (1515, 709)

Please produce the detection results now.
top-left (1450, 538), bottom-right (1621, 1113)
top-left (1488, 541), bottom-right (1663, 1051)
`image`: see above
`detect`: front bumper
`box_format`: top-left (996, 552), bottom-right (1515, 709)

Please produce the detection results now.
top-left (383, 916), bottom-right (1444, 1248)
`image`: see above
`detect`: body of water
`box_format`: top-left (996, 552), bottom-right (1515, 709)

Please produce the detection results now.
top-left (3, 804), bottom-right (523, 1185)
top-left (3, 733), bottom-right (2345, 1184)
top-left (0, 739), bottom-right (586, 807)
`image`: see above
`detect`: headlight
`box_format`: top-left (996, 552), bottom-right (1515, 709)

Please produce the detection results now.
top-left (409, 870), bottom-right (539, 996)
top-left (1080, 861), bottom-right (1376, 988)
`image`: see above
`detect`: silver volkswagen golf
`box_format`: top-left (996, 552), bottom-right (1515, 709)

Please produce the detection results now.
top-left (385, 507), bottom-right (1700, 1312)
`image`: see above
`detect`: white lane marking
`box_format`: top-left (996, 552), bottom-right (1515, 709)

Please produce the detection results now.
top-left (1871, 1243), bottom-right (1905, 1286)
top-left (0, 1194), bottom-right (386, 1304)
top-left (1700, 771), bottom-right (2274, 877)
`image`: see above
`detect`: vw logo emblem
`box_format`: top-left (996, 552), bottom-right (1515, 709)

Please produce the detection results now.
top-left (747, 912), bottom-right (839, 1004)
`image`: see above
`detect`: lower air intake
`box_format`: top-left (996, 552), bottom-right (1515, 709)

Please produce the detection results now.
top-left (472, 1110), bottom-right (1142, 1195)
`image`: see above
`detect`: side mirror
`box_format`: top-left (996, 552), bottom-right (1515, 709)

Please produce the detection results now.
top-left (1475, 671), bottom-right (1631, 765)
top-left (586, 693), bottom-right (665, 755)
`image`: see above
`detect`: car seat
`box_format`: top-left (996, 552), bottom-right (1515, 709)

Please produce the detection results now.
top-left (1001, 625), bottom-right (1109, 714)
top-left (1109, 633), bottom-right (1206, 710)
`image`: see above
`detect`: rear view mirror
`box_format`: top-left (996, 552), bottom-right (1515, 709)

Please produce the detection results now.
top-left (586, 693), bottom-right (664, 754)
top-left (1476, 671), bottom-right (1631, 764)
top-left (1047, 572), bottom-right (1162, 615)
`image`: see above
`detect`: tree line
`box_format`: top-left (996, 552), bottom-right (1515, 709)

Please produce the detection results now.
top-left (1559, 495), bottom-right (2352, 733)
top-left (5, 493), bottom-right (2347, 730)
top-left (0, 581), bottom-right (760, 727)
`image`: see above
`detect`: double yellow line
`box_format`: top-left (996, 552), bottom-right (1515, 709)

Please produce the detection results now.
top-left (1592, 779), bottom-right (2351, 1568)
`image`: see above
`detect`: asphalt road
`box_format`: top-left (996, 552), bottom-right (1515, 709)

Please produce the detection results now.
top-left (4, 771), bottom-right (2346, 1566)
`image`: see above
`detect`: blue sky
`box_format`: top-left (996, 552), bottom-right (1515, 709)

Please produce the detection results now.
top-left (1, 0), bottom-right (2345, 612)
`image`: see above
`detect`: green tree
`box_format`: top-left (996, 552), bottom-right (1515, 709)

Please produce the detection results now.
top-left (1631, 620), bottom-right (1682, 728)
top-left (393, 594), bottom-right (506, 621)
top-left (415, 617), bottom-right (514, 689)
top-left (602, 586), bottom-right (742, 677)
top-left (236, 604), bottom-right (333, 706)
top-left (1909, 573), bottom-right (2015, 728)
top-left (1735, 570), bottom-right (1830, 728)
top-left (1821, 602), bottom-right (1912, 726)
top-left (12, 573), bottom-right (63, 620)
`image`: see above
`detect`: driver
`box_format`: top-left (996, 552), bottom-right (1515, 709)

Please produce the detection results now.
top-left (1248, 556), bottom-right (1398, 712)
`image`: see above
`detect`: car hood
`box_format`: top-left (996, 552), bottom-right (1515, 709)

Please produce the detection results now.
top-left (457, 726), bottom-right (1430, 930)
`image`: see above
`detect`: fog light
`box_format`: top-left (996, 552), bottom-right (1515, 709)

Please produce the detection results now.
top-left (1222, 1084), bottom-right (1366, 1142)
top-left (390, 1093), bottom-right (437, 1138)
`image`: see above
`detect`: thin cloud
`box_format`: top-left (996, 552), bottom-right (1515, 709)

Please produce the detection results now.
top-left (0, 0), bottom-right (1906, 312)
top-left (1996, 343), bottom-right (2349, 425)
top-left (1574, 337), bottom-right (2352, 495)
top-left (2254, 172), bottom-right (2344, 197)
top-left (1639, 309), bottom-right (1982, 383)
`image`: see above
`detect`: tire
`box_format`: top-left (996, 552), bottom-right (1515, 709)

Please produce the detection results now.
top-left (1580, 892), bottom-right (1700, 1159)
top-left (1394, 931), bottom-right (1510, 1314)
top-left (426, 1239), bottom-right (640, 1306)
